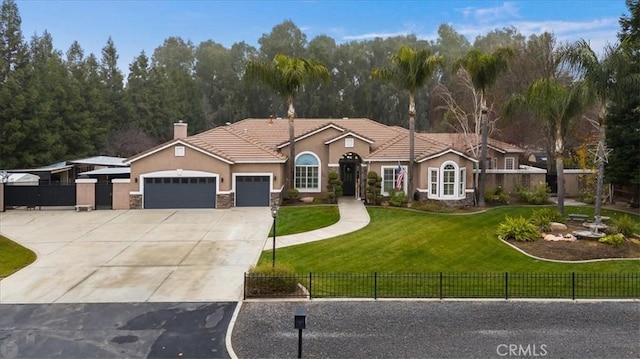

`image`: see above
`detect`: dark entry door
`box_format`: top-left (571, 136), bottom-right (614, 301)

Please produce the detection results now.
top-left (341, 162), bottom-right (356, 196)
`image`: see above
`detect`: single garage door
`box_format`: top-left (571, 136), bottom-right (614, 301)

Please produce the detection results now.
top-left (235, 176), bottom-right (270, 206)
top-left (144, 177), bottom-right (216, 209)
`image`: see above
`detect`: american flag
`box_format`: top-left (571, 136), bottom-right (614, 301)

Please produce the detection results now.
top-left (396, 165), bottom-right (405, 190)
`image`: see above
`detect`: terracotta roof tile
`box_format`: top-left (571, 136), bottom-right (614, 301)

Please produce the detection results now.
top-left (189, 126), bottom-right (287, 162)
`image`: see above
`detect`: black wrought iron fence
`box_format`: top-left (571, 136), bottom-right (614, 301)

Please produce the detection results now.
top-left (244, 272), bottom-right (640, 300)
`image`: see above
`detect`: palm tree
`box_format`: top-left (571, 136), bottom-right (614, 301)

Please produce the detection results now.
top-left (372, 46), bottom-right (444, 202)
top-left (453, 47), bottom-right (513, 206)
top-left (504, 79), bottom-right (587, 215)
top-left (560, 40), bottom-right (637, 220)
top-left (245, 54), bottom-right (329, 190)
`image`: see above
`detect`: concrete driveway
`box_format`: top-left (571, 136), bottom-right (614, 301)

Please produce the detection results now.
top-left (0, 208), bottom-right (272, 303)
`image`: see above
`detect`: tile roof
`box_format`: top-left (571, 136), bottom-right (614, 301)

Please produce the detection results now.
top-left (366, 133), bottom-right (450, 161)
top-left (424, 133), bottom-right (524, 154)
top-left (189, 126), bottom-right (287, 162)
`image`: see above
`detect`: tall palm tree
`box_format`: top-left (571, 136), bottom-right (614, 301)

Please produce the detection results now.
top-left (453, 47), bottom-right (513, 206)
top-left (560, 40), bottom-right (637, 220)
top-left (245, 54), bottom-right (329, 190)
top-left (372, 46), bottom-right (444, 202)
top-left (504, 79), bottom-right (587, 215)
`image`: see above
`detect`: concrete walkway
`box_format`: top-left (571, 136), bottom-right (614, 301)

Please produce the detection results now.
top-left (264, 197), bottom-right (370, 250)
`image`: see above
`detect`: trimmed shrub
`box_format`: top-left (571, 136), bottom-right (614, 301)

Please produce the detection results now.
top-left (485, 185), bottom-right (509, 204)
top-left (530, 208), bottom-right (564, 232)
top-left (366, 171), bottom-right (383, 205)
top-left (610, 215), bottom-right (639, 237)
top-left (598, 233), bottom-right (625, 247)
top-left (515, 184), bottom-right (549, 205)
top-left (388, 189), bottom-right (408, 207)
top-left (245, 263), bottom-right (299, 297)
top-left (326, 170), bottom-right (343, 203)
top-left (287, 188), bottom-right (300, 201)
top-left (497, 216), bottom-right (540, 242)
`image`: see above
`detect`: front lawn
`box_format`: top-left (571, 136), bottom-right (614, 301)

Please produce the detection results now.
top-left (0, 235), bottom-right (36, 278)
top-left (271, 205), bottom-right (339, 236)
top-left (259, 206), bottom-right (640, 273)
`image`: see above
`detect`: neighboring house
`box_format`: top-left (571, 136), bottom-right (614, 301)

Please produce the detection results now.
top-left (125, 118), bottom-right (539, 209)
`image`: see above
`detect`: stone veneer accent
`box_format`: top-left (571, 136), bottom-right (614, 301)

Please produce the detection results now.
top-left (216, 193), bottom-right (233, 209)
top-left (129, 193), bottom-right (142, 209)
top-left (270, 192), bottom-right (282, 206)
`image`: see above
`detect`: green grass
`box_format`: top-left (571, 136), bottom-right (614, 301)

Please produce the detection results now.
top-left (260, 205), bottom-right (640, 273)
top-left (271, 205), bottom-right (339, 236)
top-left (0, 235), bottom-right (36, 278)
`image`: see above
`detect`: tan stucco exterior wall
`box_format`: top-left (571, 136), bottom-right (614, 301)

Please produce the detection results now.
top-left (130, 144), bottom-right (231, 192)
top-left (112, 180), bottom-right (131, 209)
top-left (75, 179), bottom-right (96, 208)
top-left (416, 153), bottom-right (476, 190)
top-left (232, 163), bottom-right (285, 190)
top-left (327, 137), bottom-right (370, 164)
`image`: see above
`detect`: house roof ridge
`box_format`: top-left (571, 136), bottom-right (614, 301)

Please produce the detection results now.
top-left (223, 126), bottom-right (288, 159)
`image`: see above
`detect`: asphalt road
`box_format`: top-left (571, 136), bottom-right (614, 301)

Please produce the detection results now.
top-left (0, 302), bottom-right (235, 359)
top-left (231, 300), bottom-right (640, 359)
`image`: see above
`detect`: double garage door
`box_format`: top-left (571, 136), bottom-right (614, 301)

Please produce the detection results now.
top-left (144, 177), bottom-right (216, 209)
top-left (143, 175), bottom-right (270, 208)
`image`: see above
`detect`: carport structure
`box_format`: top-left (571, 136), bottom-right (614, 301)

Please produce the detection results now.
top-left (0, 207), bottom-right (273, 303)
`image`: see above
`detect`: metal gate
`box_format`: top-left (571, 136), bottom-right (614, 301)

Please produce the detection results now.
top-left (95, 183), bottom-right (113, 209)
top-left (4, 184), bottom-right (76, 209)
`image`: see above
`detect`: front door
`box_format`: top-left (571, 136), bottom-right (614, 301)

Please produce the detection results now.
top-left (341, 162), bottom-right (356, 196)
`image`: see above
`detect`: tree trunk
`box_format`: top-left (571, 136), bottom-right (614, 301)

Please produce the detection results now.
top-left (408, 92), bottom-right (415, 203)
top-left (555, 124), bottom-right (565, 216)
top-left (477, 94), bottom-right (488, 207)
top-left (288, 98), bottom-right (295, 192)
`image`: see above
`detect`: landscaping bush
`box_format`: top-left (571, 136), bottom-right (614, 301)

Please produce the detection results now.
top-left (515, 183), bottom-right (550, 205)
top-left (287, 188), bottom-right (300, 201)
top-left (577, 188), bottom-right (595, 204)
top-left (609, 215), bottom-right (639, 237)
top-left (530, 208), bottom-right (564, 232)
top-left (326, 170), bottom-right (343, 203)
top-left (366, 171), bottom-right (383, 205)
top-left (245, 263), bottom-right (298, 296)
top-left (388, 189), bottom-right (408, 207)
top-left (411, 200), bottom-right (454, 213)
top-left (497, 216), bottom-right (540, 242)
top-left (485, 185), bottom-right (509, 204)
top-left (598, 233), bottom-right (625, 247)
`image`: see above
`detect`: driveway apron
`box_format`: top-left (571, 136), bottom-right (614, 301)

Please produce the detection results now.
top-left (0, 208), bottom-right (272, 303)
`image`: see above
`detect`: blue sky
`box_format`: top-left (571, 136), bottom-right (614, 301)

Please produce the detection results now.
top-left (16, 0), bottom-right (627, 74)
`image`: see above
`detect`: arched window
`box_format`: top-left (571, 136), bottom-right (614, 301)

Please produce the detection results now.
top-left (295, 152), bottom-right (320, 192)
top-left (428, 161), bottom-right (467, 200)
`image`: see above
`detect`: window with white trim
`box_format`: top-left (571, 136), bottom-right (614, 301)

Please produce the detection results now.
top-left (429, 168), bottom-right (438, 196)
top-left (295, 152), bottom-right (320, 192)
top-left (381, 165), bottom-right (406, 195)
top-left (443, 164), bottom-right (455, 196)
top-left (505, 157), bottom-right (515, 170)
top-left (427, 161), bottom-right (467, 200)
top-left (459, 168), bottom-right (466, 196)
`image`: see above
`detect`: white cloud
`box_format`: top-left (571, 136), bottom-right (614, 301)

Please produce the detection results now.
top-left (456, 1), bottom-right (520, 23)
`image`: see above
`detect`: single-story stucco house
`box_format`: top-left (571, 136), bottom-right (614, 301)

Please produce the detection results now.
top-left (119, 118), bottom-right (543, 209)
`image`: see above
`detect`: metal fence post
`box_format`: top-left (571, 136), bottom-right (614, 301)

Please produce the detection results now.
top-left (505, 272), bottom-right (509, 300)
top-left (572, 272), bottom-right (575, 300)
top-left (243, 272), bottom-right (246, 301)
top-left (439, 272), bottom-right (443, 300)
top-left (374, 272), bottom-right (378, 299)
top-left (309, 273), bottom-right (313, 300)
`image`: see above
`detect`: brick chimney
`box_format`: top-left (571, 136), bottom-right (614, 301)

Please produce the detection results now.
top-left (174, 121), bottom-right (187, 139)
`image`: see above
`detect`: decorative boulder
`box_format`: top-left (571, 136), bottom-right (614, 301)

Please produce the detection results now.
top-left (300, 196), bottom-right (314, 203)
top-left (550, 222), bottom-right (568, 231)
